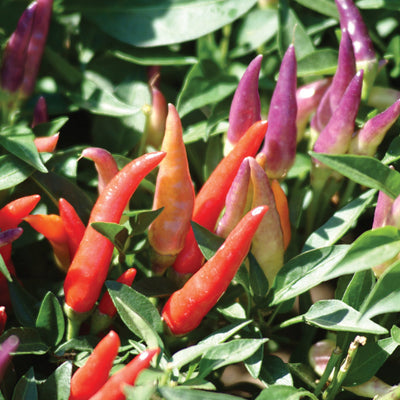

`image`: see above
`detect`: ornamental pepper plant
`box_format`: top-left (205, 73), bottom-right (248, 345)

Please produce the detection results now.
top-left (1, 1), bottom-right (400, 399)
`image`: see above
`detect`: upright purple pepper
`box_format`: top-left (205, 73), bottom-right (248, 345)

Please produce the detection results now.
top-left (311, 31), bottom-right (356, 134)
top-left (350, 99), bottom-right (400, 156)
top-left (335, 0), bottom-right (377, 99)
top-left (215, 157), bottom-right (251, 238)
top-left (0, 3), bottom-right (37, 93)
top-left (225, 55), bottom-right (262, 155)
top-left (20, 0), bottom-right (53, 97)
top-left (259, 45), bottom-right (297, 179)
top-left (0, 335), bottom-right (19, 382)
top-left (372, 190), bottom-right (394, 229)
top-left (296, 78), bottom-right (331, 139)
top-left (0, 228), bottom-right (23, 248)
top-left (31, 95), bottom-right (48, 127)
top-left (313, 70), bottom-right (363, 160)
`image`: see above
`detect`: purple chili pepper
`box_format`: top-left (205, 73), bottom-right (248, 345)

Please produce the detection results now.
top-left (296, 78), bottom-right (331, 139)
top-left (216, 157), bottom-right (251, 238)
top-left (259, 45), bottom-right (297, 179)
top-left (311, 31), bottom-right (356, 134)
top-left (0, 228), bottom-right (23, 249)
top-left (20, 0), bottom-right (53, 97)
top-left (0, 335), bottom-right (19, 382)
top-left (0, 3), bottom-right (37, 93)
top-left (335, 0), bottom-right (377, 99)
top-left (225, 55), bottom-right (262, 154)
top-left (313, 70), bottom-right (363, 158)
top-left (31, 96), bottom-right (48, 128)
top-left (350, 99), bottom-right (400, 156)
top-left (329, 30), bottom-right (356, 112)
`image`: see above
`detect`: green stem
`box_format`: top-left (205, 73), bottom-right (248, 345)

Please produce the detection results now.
top-left (375, 385), bottom-right (400, 400)
top-left (272, 315), bottom-right (303, 331)
top-left (220, 24), bottom-right (232, 67)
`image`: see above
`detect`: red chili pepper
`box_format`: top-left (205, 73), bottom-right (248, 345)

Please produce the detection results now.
top-left (88, 348), bottom-right (160, 400)
top-left (81, 147), bottom-right (120, 194)
top-left (98, 268), bottom-right (137, 318)
top-left (69, 330), bottom-right (120, 400)
top-left (270, 180), bottom-right (291, 250)
top-left (0, 307), bottom-right (7, 335)
top-left (163, 206), bottom-right (268, 335)
top-left (59, 198), bottom-right (86, 259)
top-left (90, 268), bottom-right (137, 335)
top-left (24, 214), bottom-right (71, 271)
top-left (148, 104), bottom-right (195, 274)
top-left (172, 121), bottom-right (268, 276)
top-left (64, 152), bottom-right (165, 317)
top-left (34, 133), bottom-right (59, 153)
top-left (20, 0), bottom-right (53, 97)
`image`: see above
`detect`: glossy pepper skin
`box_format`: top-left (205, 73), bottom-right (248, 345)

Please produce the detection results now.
top-left (69, 330), bottom-right (120, 400)
top-left (163, 206), bottom-right (268, 335)
top-left (148, 104), bottom-right (195, 274)
top-left (64, 152), bottom-right (165, 315)
top-left (0, 307), bottom-right (7, 335)
top-left (225, 55), bottom-right (262, 154)
top-left (259, 44), bottom-right (297, 179)
top-left (88, 348), bottom-right (160, 400)
top-left (172, 121), bottom-right (268, 276)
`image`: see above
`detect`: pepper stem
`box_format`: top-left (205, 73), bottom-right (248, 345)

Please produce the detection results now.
top-left (64, 303), bottom-right (92, 340)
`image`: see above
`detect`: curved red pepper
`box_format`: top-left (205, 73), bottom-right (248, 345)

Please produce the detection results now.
top-left (163, 206), bottom-right (268, 335)
top-left (69, 330), bottom-right (120, 400)
top-left (172, 121), bottom-right (268, 275)
top-left (59, 198), bottom-right (86, 259)
top-left (64, 152), bottom-right (165, 315)
top-left (88, 348), bottom-right (160, 400)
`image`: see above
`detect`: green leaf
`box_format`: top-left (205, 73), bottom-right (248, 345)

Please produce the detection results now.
top-left (198, 338), bottom-right (268, 378)
top-left (159, 387), bottom-right (243, 400)
top-left (125, 383), bottom-right (156, 400)
top-left (301, 299), bottom-right (387, 334)
top-left (12, 368), bottom-right (38, 400)
top-left (293, 0), bottom-right (339, 18)
top-left (0, 328), bottom-right (48, 355)
top-left (0, 255), bottom-right (12, 283)
top-left (310, 152), bottom-right (400, 198)
top-left (8, 282), bottom-right (38, 327)
top-left (126, 208), bottom-right (163, 236)
top-left (303, 189), bottom-right (376, 251)
top-left (297, 49), bottom-right (339, 77)
top-left (0, 154), bottom-right (34, 190)
top-left (256, 386), bottom-right (318, 400)
top-left (37, 362), bottom-right (72, 400)
top-left (35, 292), bottom-right (65, 347)
top-left (32, 117), bottom-right (69, 137)
top-left (191, 221), bottom-right (224, 261)
top-left (65, 0), bottom-right (258, 47)
top-left (273, 227), bottom-right (400, 305)
top-left (359, 259), bottom-right (400, 320)
top-left (177, 59), bottom-right (238, 117)
top-left (341, 270), bottom-right (375, 311)
top-left (111, 47), bottom-right (197, 66)
top-left (342, 336), bottom-right (399, 386)
top-left (106, 281), bottom-right (163, 349)
top-left (0, 134), bottom-right (47, 173)
top-left (183, 121), bottom-right (228, 144)
top-left (271, 245), bottom-right (349, 305)
top-left (259, 355), bottom-right (293, 387)
top-left (392, 325), bottom-right (400, 344)
top-left (229, 9), bottom-right (278, 58)
top-left (382, 136), bottom-right (400, 165)
top-left (356, 0), bottom-right (400, 10)
top-left (248, 253), bottom-right (269, 303)
top-left (54, 336), bottom-right (99, 356)
top-left (171, 320), bottom-right (251, 369)
top-left (91, 222), bottom-right (129, 253)
top-left (278, 2), bottom-right (315, 59)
